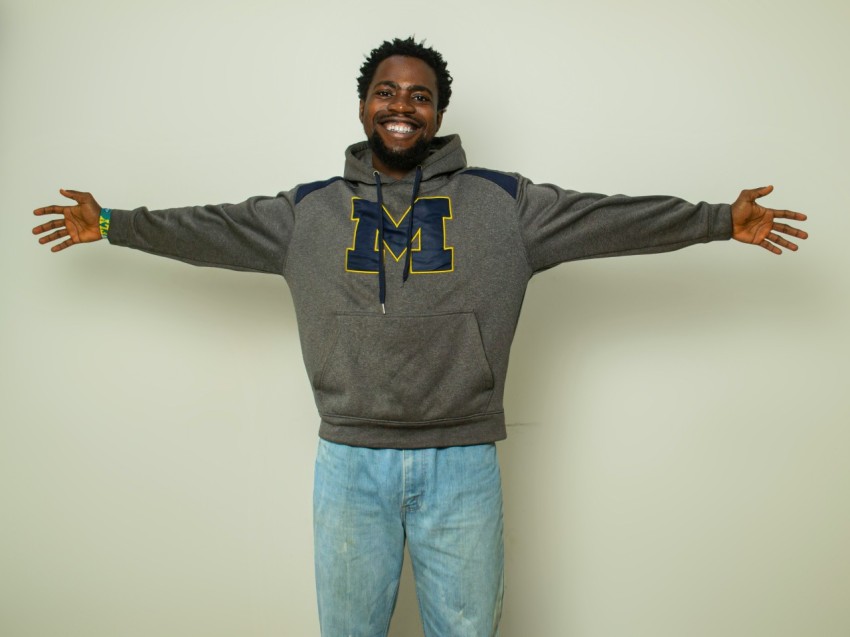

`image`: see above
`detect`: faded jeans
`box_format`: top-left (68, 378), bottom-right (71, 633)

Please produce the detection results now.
top-left (313, 439), bottom-right (504, 637)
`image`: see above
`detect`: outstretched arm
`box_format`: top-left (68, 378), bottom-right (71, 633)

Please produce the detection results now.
top-left (33, 189), bottom-right (103, 252)
top-left (731, 185), bottom-right (808, 254)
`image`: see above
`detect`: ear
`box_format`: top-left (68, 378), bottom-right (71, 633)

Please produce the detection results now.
top-left (359, 100), bottom-right (365, 123)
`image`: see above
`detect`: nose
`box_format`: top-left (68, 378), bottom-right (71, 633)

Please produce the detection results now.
top-left (388, 92), bottom-right (416, 113)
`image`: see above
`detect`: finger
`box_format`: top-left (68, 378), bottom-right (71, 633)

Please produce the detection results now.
top-left (59, 188), bottom-right (90, 204)
top-left (39, 229), bottom-right (69, 245)
top-left (772, 222), bottom-right (808, 239)
top-left (742, 185), bottom-right (774, 201)
top-left (32, 219), bottom-right (67, 235)
top-left (760, 238), bottom-right (782, 255)
top-left (51, 238), bottom-right (75, 252)
top-left (33, 205), bottom-right (67, 216)
top-left (769, 209), bottom-right (807, 222)
top-left (767, 232), bottom-right (798, 252)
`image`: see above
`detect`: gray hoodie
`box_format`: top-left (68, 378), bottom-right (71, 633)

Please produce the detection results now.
top-left (107, 134), bottom-right (731, 448)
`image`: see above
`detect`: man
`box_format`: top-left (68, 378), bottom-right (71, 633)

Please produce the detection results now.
top-left (33, 37), bottom-right (807, 637)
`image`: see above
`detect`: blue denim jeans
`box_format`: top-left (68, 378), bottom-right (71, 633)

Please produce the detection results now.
top-left (313, 439), bottom-right (504, 637)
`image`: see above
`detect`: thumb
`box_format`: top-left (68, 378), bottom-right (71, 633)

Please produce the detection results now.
top-left (59, 188), bottom-right (91, 204)
top-left (741, 184), bottom-right (774, 202)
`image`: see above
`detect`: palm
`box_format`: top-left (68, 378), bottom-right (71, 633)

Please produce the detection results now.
top-left (33, 189), bottom-right (102, 252)
top-left (730, 185), bottom-right (808, 255)
top-left (65, 206), bottom-right (100, 243)
top-left (736, 205), bottom-right (773, 243)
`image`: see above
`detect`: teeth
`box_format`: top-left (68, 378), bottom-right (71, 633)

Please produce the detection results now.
top-left (385, 123), bottom-right (415, 133)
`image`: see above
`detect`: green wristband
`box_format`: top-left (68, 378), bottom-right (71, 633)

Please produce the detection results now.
top-left (99, 208), bottom-right (112, 239)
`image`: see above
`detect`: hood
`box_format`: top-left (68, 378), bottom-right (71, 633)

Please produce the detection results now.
top-left (343, 134), bottom-right (467, 185)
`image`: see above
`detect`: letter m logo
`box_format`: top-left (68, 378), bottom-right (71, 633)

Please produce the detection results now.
top-left (345, 197), bottom-right (454, 274)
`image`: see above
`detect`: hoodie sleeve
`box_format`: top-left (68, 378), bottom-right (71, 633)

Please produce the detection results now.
top-left (516, 178), bottom-right (732, 274)
top-left (106, 193), bottom-right (296, 275)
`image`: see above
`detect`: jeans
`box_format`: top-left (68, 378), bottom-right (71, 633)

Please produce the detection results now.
top-left (313, 439), bottom-right (504, 637)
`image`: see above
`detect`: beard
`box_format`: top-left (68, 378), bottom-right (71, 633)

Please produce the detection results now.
top-left (368, 131), bottom-right (432, 174)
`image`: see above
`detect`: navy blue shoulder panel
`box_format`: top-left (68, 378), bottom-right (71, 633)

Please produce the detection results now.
top-left (461, 169), bottom-right (518, 199)
top-left (295, 176), bottom-right (344, 204)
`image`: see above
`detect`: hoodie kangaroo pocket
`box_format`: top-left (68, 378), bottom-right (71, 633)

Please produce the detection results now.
top-left (315, 311), bottom-right (495, 423)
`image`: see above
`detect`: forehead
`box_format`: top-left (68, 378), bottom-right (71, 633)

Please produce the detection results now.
top-left (368, 55), bottom-right (438, 92)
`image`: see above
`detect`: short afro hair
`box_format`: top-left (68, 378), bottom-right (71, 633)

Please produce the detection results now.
top-left (357, 37), bottom-right (453, 112)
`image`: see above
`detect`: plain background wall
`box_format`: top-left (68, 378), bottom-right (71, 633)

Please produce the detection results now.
top-left (2, 0), bottom-right (848, 635)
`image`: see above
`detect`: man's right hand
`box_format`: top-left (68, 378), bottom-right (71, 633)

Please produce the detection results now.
top-left (33, 189), bottom-right (103, 252)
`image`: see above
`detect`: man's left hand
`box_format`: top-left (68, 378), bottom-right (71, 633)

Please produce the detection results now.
top-left (731, 185), bottom-right (808, 254)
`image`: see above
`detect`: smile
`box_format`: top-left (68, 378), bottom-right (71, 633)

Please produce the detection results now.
top-left (380, 119), bottom-right (421, 136)
top-left (386, 123), bottom-right (416, 133)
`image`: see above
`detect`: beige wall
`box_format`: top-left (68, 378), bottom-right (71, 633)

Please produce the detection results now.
top-left (2, 0), bottom-right (848, 635)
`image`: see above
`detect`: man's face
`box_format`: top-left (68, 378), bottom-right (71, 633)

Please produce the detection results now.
top-left (359, 55), bottom-right (443, 178)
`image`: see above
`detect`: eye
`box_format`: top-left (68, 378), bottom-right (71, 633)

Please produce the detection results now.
top-left (413, 94), bottom-right (430, 102)
top-left (375, 89), bottom-right (393, 98)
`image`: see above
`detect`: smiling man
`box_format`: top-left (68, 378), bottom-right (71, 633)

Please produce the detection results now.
top-left (33, 37), bottom-right (807, 637)
top-left (360, 53), bottom-right (444, 177)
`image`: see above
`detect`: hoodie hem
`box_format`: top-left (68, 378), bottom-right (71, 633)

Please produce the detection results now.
top-left (318, 411), bottom-right (506, 449)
